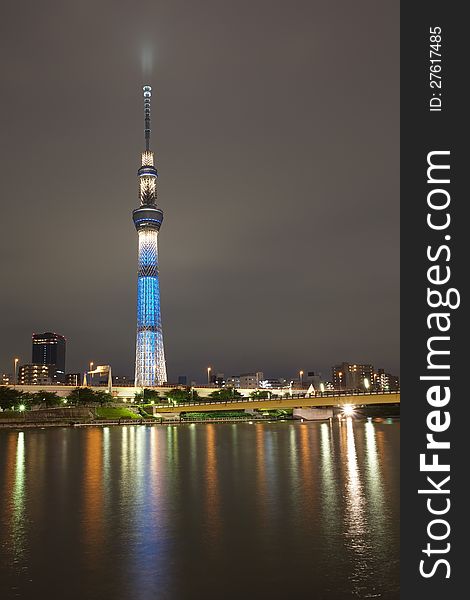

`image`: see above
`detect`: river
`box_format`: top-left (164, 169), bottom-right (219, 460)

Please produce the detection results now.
top-left (0, 419), bottom-right (399, 599)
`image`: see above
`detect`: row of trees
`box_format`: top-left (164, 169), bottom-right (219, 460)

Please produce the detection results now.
top-left (1, 384), bottom-right (256, 411)
top-left (0, 386), bottom-right (112, 411)
top-left (134, 387), bottom-right (201, 404)
top-left (134, 386), bottom-right (245, 405)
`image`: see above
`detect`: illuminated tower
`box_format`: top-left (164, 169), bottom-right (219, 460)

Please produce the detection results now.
top-left (132, 85), bottom-right (167, 386)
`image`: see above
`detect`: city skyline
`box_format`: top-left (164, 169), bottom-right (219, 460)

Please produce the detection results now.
top-left (1, 329), bottom-right (399, 387)
top-left (0, 1), bottom-right (399, 382)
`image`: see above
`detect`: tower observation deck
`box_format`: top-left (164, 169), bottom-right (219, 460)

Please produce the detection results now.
top-left (132, 85), bottom-right (167, 386)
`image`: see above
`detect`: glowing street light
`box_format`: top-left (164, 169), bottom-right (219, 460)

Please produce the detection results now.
top-left (207, 366), bottom-right (211, 385)
top-left (338, 371), bottom-right (343, 391)
top-left (364, 377), bottom-right (370, 391)
top-left (14, 357), bottom-right (19, 386)
top-left (19, 404), bottom-right (26, 412)
top-left (299, 370), bottom-right (304, 388)
top-left (320, 382), bottom-right (325, 393)
top-left (342, 404), bottom-right (354, 417)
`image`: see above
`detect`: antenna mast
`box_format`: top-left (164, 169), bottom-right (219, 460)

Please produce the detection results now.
top-left (143, 85), bottom-right (152, 150)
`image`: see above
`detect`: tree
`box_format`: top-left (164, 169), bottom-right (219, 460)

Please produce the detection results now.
top-left (208, 387), bottom-right (242, 401)
top-left (166, 388), bottom-right (197, 404)
top-left (67, 387), bottom-right (96, 404)
top-left (134, 388), bottom-right (160, 403)
top-left (94, 390), bottom-right (112, 405)
top-left (0, 386), bottom-right (25, 411)
top-left (32, 391), bottom-right (63, 408)
top-left (189, 388), bottom-right (200, 403)
top-left (250, 390), bottom-right (269, 399)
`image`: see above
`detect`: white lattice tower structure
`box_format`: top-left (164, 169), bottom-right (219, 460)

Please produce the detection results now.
top-left (132, 86), bottom-right (167, 386)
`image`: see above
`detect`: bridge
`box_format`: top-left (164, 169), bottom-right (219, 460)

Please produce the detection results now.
top-left (1, 384), bottom-right (399, 415)
top-left (152, 391), bottom-right (400, 413)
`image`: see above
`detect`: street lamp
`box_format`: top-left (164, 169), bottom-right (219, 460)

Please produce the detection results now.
top-left (299, 370), bottom-right (304, 388)
top-left (338, 371), bottom-right (343, 392)
top-left (207, 366), bottom-right (211, 385)
top-left (320, 382), bottom-right (325, 394)
top-left (14, 357), bottom-right (19, 386)
top-left (364, 377), bottom-right (370, 392)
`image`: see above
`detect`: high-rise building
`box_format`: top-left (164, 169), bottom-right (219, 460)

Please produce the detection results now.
top-left (375, 369), bottom-right (400, 391)
top-left (332, 362), bottom-right (373, 391)
top-left (32, 332), bottom-right (66, 380)
top-left (133, 86), bottom-right (167, 387)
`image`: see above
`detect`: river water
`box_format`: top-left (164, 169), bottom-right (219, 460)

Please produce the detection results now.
top-left (0, 419), bottom-right (399, 599)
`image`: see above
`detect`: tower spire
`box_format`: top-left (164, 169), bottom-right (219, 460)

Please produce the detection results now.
top-left (143, 85), bottom-right (152, 150)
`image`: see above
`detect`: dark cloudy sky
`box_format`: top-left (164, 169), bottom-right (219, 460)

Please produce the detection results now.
top-left (0, 0), bottom-right (399, 383)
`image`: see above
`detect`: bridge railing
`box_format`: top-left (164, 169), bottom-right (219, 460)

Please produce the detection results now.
top-left (151, 389), bottom-right (400, 410)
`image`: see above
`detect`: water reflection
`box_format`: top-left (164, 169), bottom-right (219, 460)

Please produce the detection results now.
top-left (255, 423), bottom-right (268, 525)
top-left (189, 423), bottom-right (197, 474)
top-left (11, 432), bottom-right (26, 563)
top-left (299, 424), bottom-right (315, 510)
top-left (103, 427), bottom-right (110, 488)
top-left (343, 418), bottom-right (366, 538)
top-left (230, 423), bottom-right (239, 465)
top-left (82, 428), bottom-right (104, 565)
top-left (166, 425), bottom-right (179, 465)
top-left (288, 424), bottom-right (300, 507)
top-left (365, 421), bottom-right (385, 515)
top-left (341, 416), bottom-right (370, 595)
top-left (2, 434), bottom-right (17, 546)
top-left (0, 422), bottom-right (400, 600)
top-left (320, 422), bottom-right (338, 545)
top-left (205, 424), bottom-right (221, 544)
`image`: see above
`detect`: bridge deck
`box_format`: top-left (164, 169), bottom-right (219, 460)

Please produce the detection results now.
top-left (153, 392), bottom-right (400, 413)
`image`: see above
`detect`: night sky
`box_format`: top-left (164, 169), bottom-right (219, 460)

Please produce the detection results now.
top-left (0, 0), bottom-right (399, 383)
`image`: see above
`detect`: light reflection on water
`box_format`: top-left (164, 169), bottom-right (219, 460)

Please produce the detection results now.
top-left (0, 421), bottom-right (399, 600)
top-left (82, 428), bottom-right (104, 566)
top-left (365, 420), bottom-right (385, 523)
top-left (344, 416), bottom-right (366, 541)
top-left (12, 432), bottom-right (26, 564)
top-left (320, 421), bottom-right (338, 555)
top-left (204, 424), bottom-right (221, 546)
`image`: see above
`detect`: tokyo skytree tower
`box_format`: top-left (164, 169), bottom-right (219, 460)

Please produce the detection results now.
top-left (132, 85), bottom-right (167, 386)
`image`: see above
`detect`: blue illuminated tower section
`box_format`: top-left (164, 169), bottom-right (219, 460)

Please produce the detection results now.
top-left (133, 85), bottom-right (167, 386)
